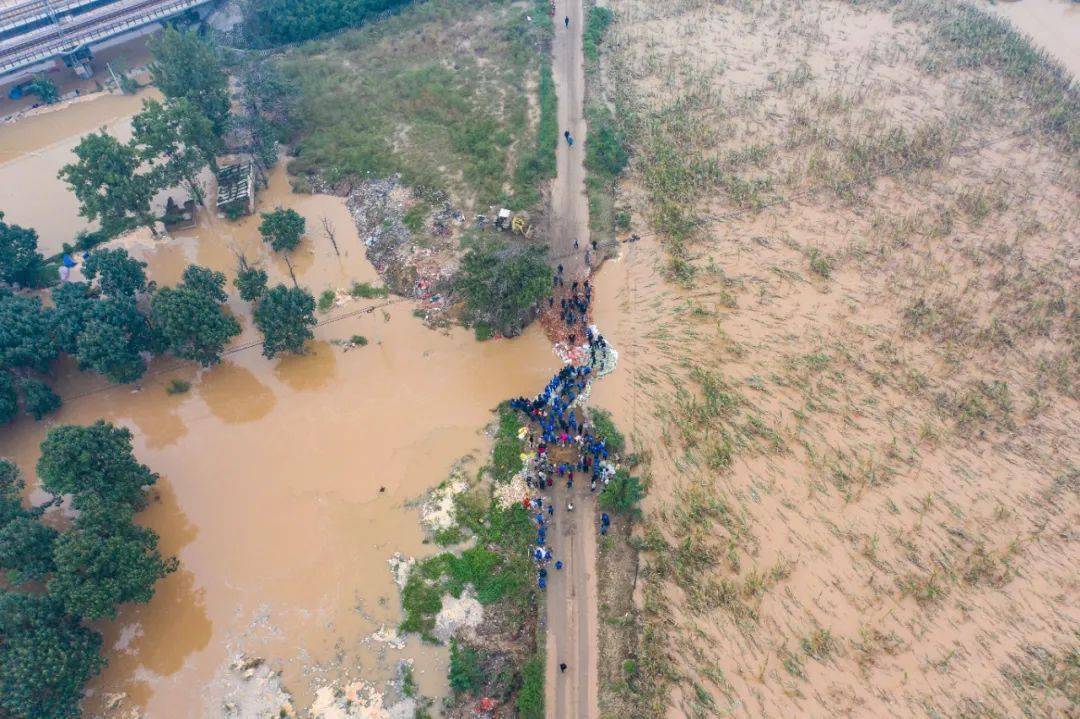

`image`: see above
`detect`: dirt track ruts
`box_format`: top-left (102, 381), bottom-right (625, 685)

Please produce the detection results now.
top-left (544, 1), bottom-right (599, 718)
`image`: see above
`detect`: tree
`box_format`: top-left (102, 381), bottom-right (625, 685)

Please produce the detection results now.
top-left (48, 282), bottom-right (97, 354)
top-left (0, 459), bottom-right (26, 528)
top-left (132, 98), bottom-right (223, 205)
top-left (259, 207), bottom-right (305, 254)
top-left (82, 248), bottom-right (148, 297)
top-left (147, 27), bottom-right (231, 136)
top-left (456, 240), bottom-right (551, 336)
top-left (151, 268), bottom-right (240, 366)
top-left (19, 379), bottom-right (61, 420)
top-left (0, 212), bottom-right (45, 287)
top-left (244, 0), bottom-right (414, 45)
top-left (37, 421), bottom-right (158, 509)
top-left (48, 498), bottom-right (177, 621)
top-left (27, 74), bottom-right (59, 103)
top-left (0, 591), bottom-right (104, 719)
top-left (253, 284), bottom-right (316, 358)
top-left (0, 373), bottom-right (17, 425)
top-left (74, 304), bottom-right (150, 384)
top-left (0, 290), bottom-right (57, 373)
top-left (181, 264), bottom-right (229, 303)
top-left (234, 267), bottom-right (268, 302)
top-left (59, 131), bottom-right (162, 237)
top-left (0, 516), bottom-right (57, 585)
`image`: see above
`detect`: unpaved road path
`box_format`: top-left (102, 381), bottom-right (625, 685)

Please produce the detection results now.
top-left (545, 1), bottom-right (599, 719)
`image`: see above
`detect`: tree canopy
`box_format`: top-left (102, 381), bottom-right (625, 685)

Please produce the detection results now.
top-left (234, 267), bottom-right (269, 302)
top-left (456, 240), bottom-right (551, 336)
top-left (0, 212), bottom-right (45, 287)
top-left (259, 207), bottom-right (306, 254)
top-left (0, 516), bottom-right (57, 585)
top-left (82, 248), bottom-right (148, 297)
top-left (37, 420), bottom-right (158, 509)
top-left (48, 498), bottom-right (176, 621)
top-left (0, 591), bottom-right (104, 719)
top-left (148, 27), bottom-right (231, 136)
top-left (0, 290), bottom-right (57, 373)
top-left (253, 284), bottom-right (317, 358)
top-left (72, 297), bottom-right (154, 384)
top-left (244, 0), bottom-right (415, 45)
top-left (132, 98), bottom-right (220, 204)
top-left (151, 265), bottom-right (240, 365)
top-left (59, 131), bottom-right (162, 237)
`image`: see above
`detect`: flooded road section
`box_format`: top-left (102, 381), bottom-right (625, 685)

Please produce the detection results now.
top-left (0, 101), bottom-right (559, 715)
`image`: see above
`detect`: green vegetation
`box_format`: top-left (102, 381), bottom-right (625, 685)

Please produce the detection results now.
top-left (490, 404), bottom-right (525, 482)
top-left (448, 638), bottom-right (486, 695)
top-left (349, 334), bottom-right (369, 346)
top-left (0, 428), bottom-right (173, 719)
top-left (151, 265), bottom-right (241, 366)
top-left (583, 6), bottom-right (614, 64)
top-left (512, 61), bottom-right (558, 209)
top-left (166, 378), bottom-right (191, 395)
top-left (252, 285), bottom-right (318, 358)
top-left (279, 0), bottom-right (553, 209)
top-left (147, 27), bottom-right (231, 136)
top-left (456, 240), bottom-right (550, 337)
top-left (234, 267), bottom-right (269, 302)
top-left (82, 248), bottom-right (147, 297)
top-left (26, 74), bottom-right (59, 104)
top-left (132, 97), bottom-right (223, 204)
top-left (0, 212), bottom-right (46, 287)
top-left (244, 0), bottom-right (416, 45)
top-left (349, 281), bottom-right (389, 299)
top-left (516, 655), bottom-right (545, 719)
top-left (588, 407), bottom-right (625, 454)
top-left (19, 379), bottom-right (60, 420)
top-left (260, 208), bottom-right (306, 254)
top-left (599, 468), bottom-right (644, 514)
top-left (317, 288), bottom-right (337, 312)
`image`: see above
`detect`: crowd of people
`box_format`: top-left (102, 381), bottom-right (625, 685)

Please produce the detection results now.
top-left (507, 324), bottom-right (617, 591)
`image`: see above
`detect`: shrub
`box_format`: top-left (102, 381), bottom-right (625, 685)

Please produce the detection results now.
top-left (349, 281), bottom-right (389, 299)
top-left (448, 638), bottom-right (485, 695)
top-left (456, 240), bottom-right (550, 337)
top-left (599, 468), bottom-right (644, 514)
top-left (588, 407), bottom-right (625, 454)
top-left (350, 335), bottom-right (369, 346)
top-left (317, 289), bottom-right (337, 312)
top-left (166, 379), bottom-right (191, 395)
top-left (516, 656), bottom-right (544, 719)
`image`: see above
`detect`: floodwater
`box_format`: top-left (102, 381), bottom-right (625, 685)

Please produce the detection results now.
top-left (0, 89), bottom-right (154, 254)
top-left (0, 102), bottom-right (560, 715)
top-left (979, 0), bottom-right (1080, 77)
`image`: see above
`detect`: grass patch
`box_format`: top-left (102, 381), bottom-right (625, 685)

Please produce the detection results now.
top-left (516, 655), bottom-right (544, 719)
top-left (583, 5), bottom-right (614, 65)
top-left (588, 407), bottom-right (626, 454)
top-left (165, 379), bottom-right (191, 395)
top-left (490, 404), bottom-right (524, 482)
top-left (474, 322), bottom-right (494, 342)
top-left (349, 281), bottom-right (389, 299)
top-left (317, 288), bottom-right (337, 312)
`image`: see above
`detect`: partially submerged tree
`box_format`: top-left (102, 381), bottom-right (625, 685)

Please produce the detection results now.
top-left (59, 132), bottom-right (162, 237)
top-left (151, 265), bottom-right (240, 366)
top-left (147, 27), bottom-right (231, 136)
top-left (253, 284), bottom-right (316, 358)
top-left (72, 298), bottom-right (154, 384)
top-left (259, 207), bottom-right (306, 254)
top-left (0, 290), bottom-right (57, 374)
top-left (19, 379), bottom-right (61, 420)
top-left (37, 420), bottom-right (158, 509)
top-left (48, 497), bottom-right (177, 621)
top-left (456, 240), bottom-right (551, 336)
top-left (82, 248), bottom-right (148, 297)
top-left (132, 98), bottom-right (222, 205)
top-left (0, 516), bottom-right (57, 585)
top-left (0, 591), bottom-right (104, 719)
top-left (0, 212), bottom-right (45, 287)
top-left (234, 266), bottom-right (269, 302)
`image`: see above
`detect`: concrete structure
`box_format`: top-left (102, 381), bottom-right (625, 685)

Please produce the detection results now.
top-left (0, 0), bottom-right (212, 82)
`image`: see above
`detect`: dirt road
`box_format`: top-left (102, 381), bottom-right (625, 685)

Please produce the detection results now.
top-left (545, 1), bottom-right (599, 718)
top-left (548, 0), bottom-right (591, 282)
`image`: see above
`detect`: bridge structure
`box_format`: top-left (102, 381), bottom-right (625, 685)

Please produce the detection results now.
top-left (0, 0), bottom-right (212, 82)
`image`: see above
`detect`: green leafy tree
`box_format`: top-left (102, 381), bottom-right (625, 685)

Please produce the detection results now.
top-left (82, 248), bottom-right (148, 297)
top-left (253, 284), bottom-right (316, 358)
top-left (245, 0), bottom-right (414, 44)
top-left (58, 131), bottom-right (162, 237)
top-left (456, 240), bottom-right (551, 336)
top-left (0, 373), bottom-right (16, 425)
top-left (0, 591), bottom-right (104, 719)
top-left (0, 290), bottom-right (57, 373)
top-left (48, 498), bottom-right (177, 621)
top-left (599, 469), bottom-right (644, 514)
top-left (0, 459), bottom-right (26, 527)
top-left (27, 74), bottom-right (59, 103)
top-left (147, 27), bottom-right (231, 136)
top-left (0, 212), bottom-right (45, 287)
top-left (19, 379), bottom-right (61, 420)
top-left (75, 315), bottom-right (147, 383)
top-left (151, 268), bottom-right (240, 366)
top-left (234, 267), bottom-right (268, 302)
top-left (37, 421), bottom-right (158, 509)
top-left (0, 516), bottom-right (57, 585)
top-left (132, 98), bottom-right (223, 204)
top-left (259, 207), bottom-right (305, 254)
top-left (48, 282), bottom-right (97, 354)
top-left (181, 264), bottom-right (229, 303)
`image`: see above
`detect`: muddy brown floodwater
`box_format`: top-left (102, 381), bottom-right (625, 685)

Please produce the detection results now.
top-left (0, 96), bottom-right (560, 716)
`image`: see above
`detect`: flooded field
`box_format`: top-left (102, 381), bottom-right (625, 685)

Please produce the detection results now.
top-left (979, 0), bottom-right (1080, 76)
top-left (0, 99), bottom-right (559, 715)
